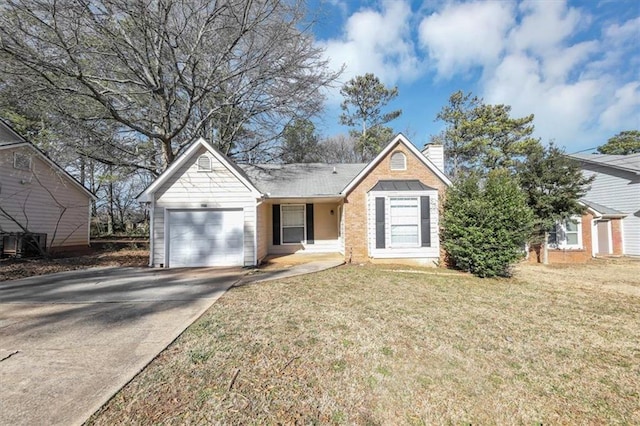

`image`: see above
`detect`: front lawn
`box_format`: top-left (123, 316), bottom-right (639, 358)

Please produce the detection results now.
top-left (89, 259), bottom-right (640, 424)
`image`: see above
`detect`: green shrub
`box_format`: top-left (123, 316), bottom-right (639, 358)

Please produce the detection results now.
top-left (442, 170), bottom-right (534, 277)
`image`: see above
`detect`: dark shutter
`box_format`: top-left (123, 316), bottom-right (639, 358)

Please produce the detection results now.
top-left (306, 203), bottom-right (314, 244)
top-left (375, 197), bottom-right (385, 249)
top-left (421, 196), bottom-right (431, 247)
top-left (272, 204), bottom-right (281, 245)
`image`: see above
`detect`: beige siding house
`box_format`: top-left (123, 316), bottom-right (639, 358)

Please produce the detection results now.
top-left (0, 120), bottom-right (95, 252)
top-left (138, 135), bottom-right (450, 268)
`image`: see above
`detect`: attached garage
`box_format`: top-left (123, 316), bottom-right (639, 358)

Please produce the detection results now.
top-left (167, 209), bottom-right (244, 267)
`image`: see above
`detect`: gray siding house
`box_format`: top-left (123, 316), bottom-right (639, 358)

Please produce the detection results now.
top-left (0, 119), bottom-right (95, 252)
top-left (569, 153), bottom-right (640, 256)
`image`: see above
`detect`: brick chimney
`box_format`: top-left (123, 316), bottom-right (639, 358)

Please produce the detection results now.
top-left (422, 143), bottom-right (445, 173)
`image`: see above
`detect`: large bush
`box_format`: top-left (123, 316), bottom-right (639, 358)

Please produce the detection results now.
top-left (442, 170), bottom-right (534, 277)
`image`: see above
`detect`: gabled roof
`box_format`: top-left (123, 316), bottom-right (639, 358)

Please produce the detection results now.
top-left (580, 199), bottom-right (627, 218)
top-left (0, 119), bottom-right (96, 200)
top-left (341, 134), bottom-right (451, 195)
top-left (568, 153), bottom-right (640, 175)
top-left (136, 137), bottom-right (262, 202)
top-left (240, 163), bottom-right (365, 198)
top-left (370, 179), bottom-right (437, 191)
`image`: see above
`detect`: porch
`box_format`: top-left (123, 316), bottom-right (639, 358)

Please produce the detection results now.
top-left (257, 199), bottom-right (344, 260)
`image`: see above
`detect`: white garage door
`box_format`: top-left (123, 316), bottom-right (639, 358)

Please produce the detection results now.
top-left (168, 209), bottom-right (244, 267)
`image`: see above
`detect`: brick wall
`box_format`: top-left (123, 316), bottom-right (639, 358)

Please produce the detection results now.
top-left (528, 211), bottom-right (594, 264)
top-left (611, 218), bottom-right (624, 255)
top-left (343, 141), bottom-right (448, 263)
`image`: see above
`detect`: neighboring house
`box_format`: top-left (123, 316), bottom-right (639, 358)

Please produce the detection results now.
top-left (0, 119), bottom-right (95, 253)
top-left (137, 134), bottom-right (451, 268)
top-left (569, 153), bottom-right (640, 257)
top-left (528, 200), bottom-right (627, 264)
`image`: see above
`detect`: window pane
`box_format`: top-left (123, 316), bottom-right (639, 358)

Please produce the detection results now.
top-left (282, 205), bottom-right (304, 227)
top-left (283, 227), bottom-right (304, 243)
top-left (565, 220), bottom-right (578, 232)
top-left (389, 197), bottom-right (419, 246)
top-left (566, 233), bottom-right (578, 245)
top-left (391, 225), bottom-right (418, 245)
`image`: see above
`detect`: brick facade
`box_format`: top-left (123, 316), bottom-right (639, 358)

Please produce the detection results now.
top-left (343, 140), bottom-right (448, 263)
top-left (611, 218), bottom-right (624, 255)
top-left (528, 211), bottom-right (594, 264)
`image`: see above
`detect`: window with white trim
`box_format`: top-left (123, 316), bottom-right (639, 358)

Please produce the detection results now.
top-left (13, 152), bottom-right (31, 170)
top-left (197, 155), bottom-right (211, 171)
top-left (548, 217), bottom-right (582, 249)
top-left (390, 197), bottom-right (419, 246)
top-left (281, 205), bottom-right (305, 244)
top-left (390, 152), bottom-right (406, 170)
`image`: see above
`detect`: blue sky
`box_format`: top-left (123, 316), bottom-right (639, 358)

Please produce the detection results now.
top-left (309, 0), bottom-right (640, 153)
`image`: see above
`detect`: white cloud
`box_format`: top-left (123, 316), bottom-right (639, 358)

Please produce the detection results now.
top-left (418, 1), bottom-right (515, 77)
top-left (508, 0), bottom-right (584, 54)
top-left (318, 0), bottom-right (421, 88)
top-left (470, 1), bottom-right (638, 147)
top-left (600, 82), bottom-right (640, 130)
top-left (317, 0), bottom-right (639, 147)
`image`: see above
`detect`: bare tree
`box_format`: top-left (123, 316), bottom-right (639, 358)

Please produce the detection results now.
top-left (0, 0), bottom-right (341, 172)
top-left (318, 134), bottom-right (362, 163)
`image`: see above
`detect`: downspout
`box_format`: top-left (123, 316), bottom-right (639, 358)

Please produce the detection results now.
top-left (148, 199), bottom-right (155, 267)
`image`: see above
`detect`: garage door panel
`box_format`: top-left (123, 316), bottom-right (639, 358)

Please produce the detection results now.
top-left (168, 209), bottom-right (244, 267)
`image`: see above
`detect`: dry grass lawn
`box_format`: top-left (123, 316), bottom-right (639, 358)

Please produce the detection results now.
top-left (89, 259), bottom-right (640, 425)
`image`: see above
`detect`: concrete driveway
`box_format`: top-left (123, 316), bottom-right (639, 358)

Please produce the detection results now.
top-left (0, 266), bottom-right (243, 426)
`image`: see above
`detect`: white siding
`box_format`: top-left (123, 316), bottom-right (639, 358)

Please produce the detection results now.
top-left (152, 146), bottom-right (257, 266)
top-left (0, 146), bottom-right (91, 248)
top-left (367, 190), bottom-right (440, 262)
top-left (582, 164), bottom-right (640, 256)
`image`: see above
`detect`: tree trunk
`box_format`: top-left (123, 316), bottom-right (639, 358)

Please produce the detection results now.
top-left (160, 138), bottom-right (174, 170)
top-left (107, 164), bottom-right (114, 235)
top-left (543, 231), bottom-right (549, 265)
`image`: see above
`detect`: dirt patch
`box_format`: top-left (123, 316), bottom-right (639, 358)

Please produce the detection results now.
top-left (0, 249), bottom-right (149, 282)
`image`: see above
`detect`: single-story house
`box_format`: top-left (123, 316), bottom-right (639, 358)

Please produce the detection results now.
top-left (0, 119), bottom-right (96, 254)
top-left (137, 134), bottom-right (451, 268)
top-left (528, 200), bottom-right (627, 264)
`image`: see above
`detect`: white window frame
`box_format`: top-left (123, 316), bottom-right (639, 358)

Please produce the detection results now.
top-left (549, 217), bottom-right (582, 249)
top-left (13, 152), bottom-right (32, 170)
top-left (389, 196), bottom-right (420, 248)
top-left (390, 151), bottom-right (407, 171)
top-left (196, 154), bottom-right (212, 172)
top-left (281, 204), bottom-right (306, 245)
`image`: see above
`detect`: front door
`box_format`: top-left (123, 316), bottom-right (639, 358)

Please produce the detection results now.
top-left (597, 220), bottom-right (611, 255)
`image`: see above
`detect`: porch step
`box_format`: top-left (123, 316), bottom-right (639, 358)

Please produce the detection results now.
top-left (299, 239), bottom-right (341, 253)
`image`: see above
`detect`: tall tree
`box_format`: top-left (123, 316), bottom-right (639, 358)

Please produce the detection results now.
top-left (0, 0), bottom-right (340, 172)
top-left (597, 130), bottom-right (640, 154)
top-left (280, 118), bottom-right (320, 163)
top-left (339, 73), bottom-right (401, 160)
top-left (433, 91), bottom-right (539, 176)
top-left (470, 104), bottom-right (539, 172)
top-left (517, 142), bottom-right (594, 264)
top-left (433, 90), bottom-right (482, 177)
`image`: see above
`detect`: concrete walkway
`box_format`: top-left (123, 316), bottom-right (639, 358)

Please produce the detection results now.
top-left (0, 267), bottom-right (242, 426)
top-left (239, 257), bottom-right (345, 285)
top-left (0, 259), bottom-right (343, 426)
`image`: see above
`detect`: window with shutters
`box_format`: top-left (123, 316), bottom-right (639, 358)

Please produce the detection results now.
top-left (390, 152), bottom-right (406, 170)
top-left (390, 197), bottom-right (419, 246)
top-left (281, 204), bottom-right (305, 244)
top-left (197, 155), bottom-right (211, 171)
